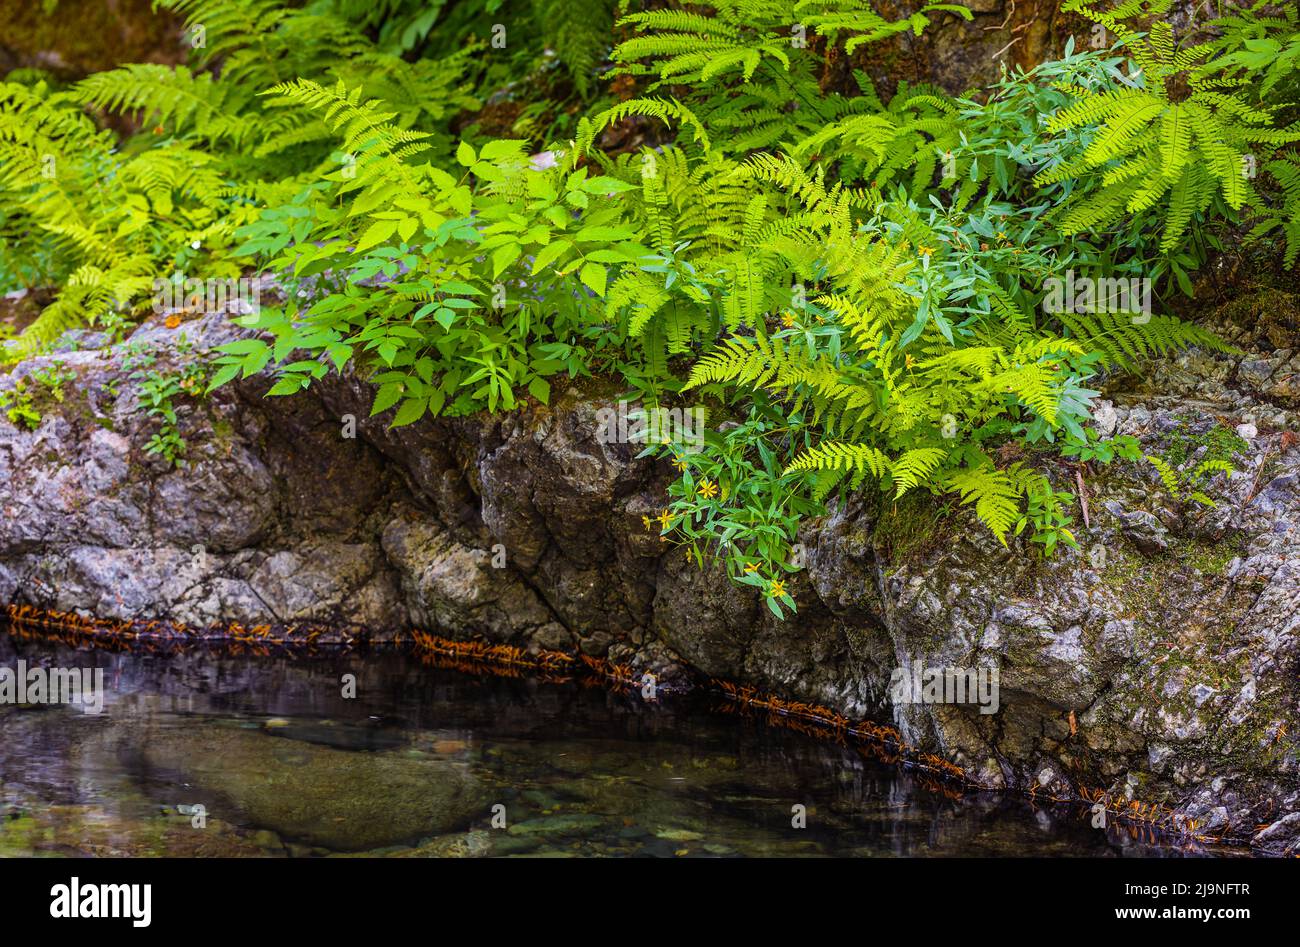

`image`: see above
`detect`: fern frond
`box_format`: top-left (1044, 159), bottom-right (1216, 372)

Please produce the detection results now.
top-left (945, 463), bottom-right (1021, 545)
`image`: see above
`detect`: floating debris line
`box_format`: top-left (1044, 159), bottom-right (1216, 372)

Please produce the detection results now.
top-left (406, 629), bottom-right (646, 691)
top-left (3, 604), bottom-right (364, 652)
top-left (709, 679), bottom-right (972, 785)
top-left (3, 603), bottom-right (1219, 849)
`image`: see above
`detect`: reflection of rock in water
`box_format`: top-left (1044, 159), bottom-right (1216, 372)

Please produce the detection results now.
top-left (126, 724), bottom-right (489, 851)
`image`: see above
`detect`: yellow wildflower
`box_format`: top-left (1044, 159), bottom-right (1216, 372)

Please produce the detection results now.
top-left (768, 579), bottom-right (787, 598)
top-left (697, 479), bottom-right (719, 500)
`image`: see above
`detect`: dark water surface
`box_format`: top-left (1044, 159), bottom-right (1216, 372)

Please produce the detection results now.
top-left (0, 630), bottom-right (1219, 857)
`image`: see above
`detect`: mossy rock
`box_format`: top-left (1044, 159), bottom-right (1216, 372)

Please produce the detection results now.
top-left (0, 0), bottom-right (182, 79)
top-left (137, 725), bottom-right (490, 852)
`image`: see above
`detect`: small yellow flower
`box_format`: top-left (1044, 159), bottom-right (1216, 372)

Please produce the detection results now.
top-left (641, 515), bottom-right (654, 529)
top-left (744, 562), bottom-right (760, 574)
top-left (997, 231), bottom-right (1007, 240)
top-left (697, 479), bottom-right (719, 500)
top-left (164, 314), bottom-right (182, 329)
top-left (672, 454), bottom-right (687, 472)
top-left (768, 579), bottom-right (787, 598)
top-left (781, 312), bottom-right (796, 328)
top-left (657, 511), bottom-right (674, 531)
top-left (660, 435), bottom-right (671, 445)
top-left (918, 245), bottom-right (935, 256)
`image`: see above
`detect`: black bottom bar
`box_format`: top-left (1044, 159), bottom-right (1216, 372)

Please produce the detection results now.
top-left (2, 854), bottom-right (1283, 936)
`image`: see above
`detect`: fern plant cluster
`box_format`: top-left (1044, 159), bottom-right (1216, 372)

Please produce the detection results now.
top-left (1, 0), bottom-right (1296, 617)
top-left (0, 0), bottom-right (610, 360)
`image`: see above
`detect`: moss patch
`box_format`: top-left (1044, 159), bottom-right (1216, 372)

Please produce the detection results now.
top-left (1180, 537), bottom-right (1247, 577)
top-left (1217, 287), bottom-right (1300, 350)
top-left (872, 491), bottom-right (953, 568)
top-left (1160, 417), bottom-right (1249, 470)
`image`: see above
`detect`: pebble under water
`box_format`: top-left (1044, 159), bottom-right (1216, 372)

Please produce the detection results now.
top-left (0, 629), bottom-right (1224, 858)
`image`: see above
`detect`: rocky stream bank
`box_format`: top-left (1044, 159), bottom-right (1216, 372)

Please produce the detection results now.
top-left (1, 287), bottom-right (1298, 854)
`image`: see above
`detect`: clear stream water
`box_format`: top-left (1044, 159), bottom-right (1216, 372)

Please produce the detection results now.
top-left (0, 629), bottom-right (1219, 858)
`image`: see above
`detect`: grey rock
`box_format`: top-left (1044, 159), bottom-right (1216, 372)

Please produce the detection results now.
top-left (1118, 510), bottom-right (1170, 555)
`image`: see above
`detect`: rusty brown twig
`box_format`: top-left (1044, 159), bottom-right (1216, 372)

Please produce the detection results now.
top-left (1075, 466), bottom-right (1091, 529)
top-left (984, 0), bottom-right (1015, 32)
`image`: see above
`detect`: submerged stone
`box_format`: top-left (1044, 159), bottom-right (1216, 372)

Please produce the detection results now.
top-left (135, 725), bottom-right (488, 851)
